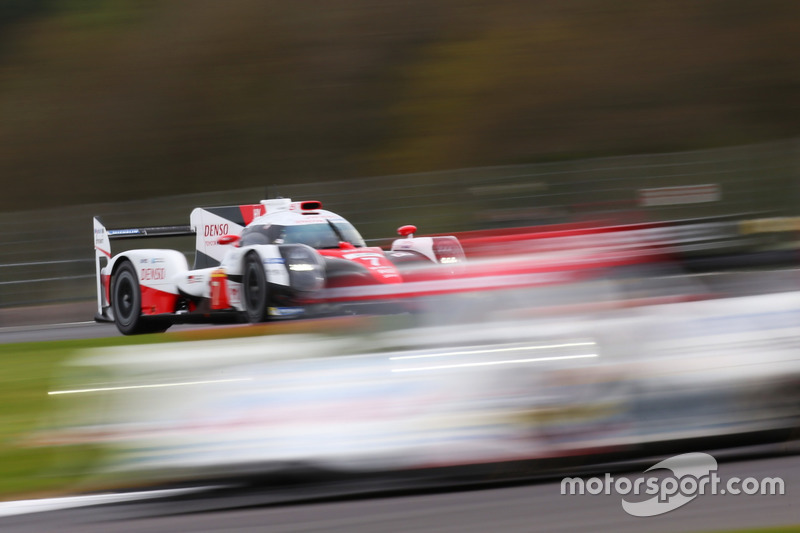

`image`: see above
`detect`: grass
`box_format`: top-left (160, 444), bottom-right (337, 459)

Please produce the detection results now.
top-left (0, 330), bottom-right (267, 499)
top-left (0, 316), bottom-right (375, 500)
top-left (0, 334), bottom-right (180, 499)
top-left (0, 342), bottom-right (77, 498)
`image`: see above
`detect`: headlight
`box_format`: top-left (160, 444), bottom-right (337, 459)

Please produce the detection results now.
top-left (280, 245), bottom-right (325, 291)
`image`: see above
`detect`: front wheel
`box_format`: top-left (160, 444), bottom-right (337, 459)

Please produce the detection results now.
top-left (111, 261), bottom-right (170, 335)
top-left (243, 253), bottom-right (269, 323)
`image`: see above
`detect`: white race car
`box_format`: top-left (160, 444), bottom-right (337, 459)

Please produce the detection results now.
top-left (93, 199), bottom-right (465, 334)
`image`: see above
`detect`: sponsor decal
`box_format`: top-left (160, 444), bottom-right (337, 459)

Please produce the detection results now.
top-left (268, 307), bottom-right (305, 317)
top-left (342, 252), bottom-right (400, 278)
top-left (315, 251), bottom-right (399, 282)
top-left (204, 224), bottom-right (230, 237)
top-left (289, 216), bottom-right (345, 225)
top-left (265, 258), bottom-right (285, 264)
top-left (343, 252), bottom-right (385, 264)
top-left (140, 267), bottom-right (166, 281)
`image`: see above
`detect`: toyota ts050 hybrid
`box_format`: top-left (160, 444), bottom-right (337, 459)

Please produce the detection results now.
top-left (93, 199), bottom-right (466, 334)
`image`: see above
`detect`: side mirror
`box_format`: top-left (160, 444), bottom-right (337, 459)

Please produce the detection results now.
top-left (218, 234), bottom-right (241, 246)
top-left (397, 225), bottom-right (417, 238)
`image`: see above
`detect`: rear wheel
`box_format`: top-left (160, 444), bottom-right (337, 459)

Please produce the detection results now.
top-left (243, 253), bottom-right (269, 323)
top-left (111, 261), bottom-right (170, 335)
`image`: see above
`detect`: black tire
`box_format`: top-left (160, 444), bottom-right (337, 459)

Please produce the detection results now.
top-left (111, 261), bottom-right (170, 335)
top-left (243, 252), bottom-right (269, 323)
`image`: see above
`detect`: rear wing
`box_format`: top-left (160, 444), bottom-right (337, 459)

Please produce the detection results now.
top-left (105, 225), bottom-right (194, 239)
top-left (93, 216), bottom-right (194, 258)
top-left (94, 201), bottom-right (266, 272)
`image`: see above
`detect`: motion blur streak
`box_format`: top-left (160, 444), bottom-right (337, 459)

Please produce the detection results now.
top-left (39, 283), bottom-right (800, 488)
top-left (48, 378), bottom-right (253, 395)
top-left (0, 487), bottom-right (219, 518)
top-left (388, 341), bottom-right (596, 360)
top-left (390, 352), bottom-right (598, 372)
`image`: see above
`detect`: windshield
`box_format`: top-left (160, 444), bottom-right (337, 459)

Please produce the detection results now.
top-left (240, 221), bottom-right (366, 249)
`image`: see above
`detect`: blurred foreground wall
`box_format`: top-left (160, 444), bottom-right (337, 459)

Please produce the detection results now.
top-left (47, 289), bottom-right (800, 483)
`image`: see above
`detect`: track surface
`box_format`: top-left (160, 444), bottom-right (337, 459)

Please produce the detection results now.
top-left (1, 452), bottom-right (798, 532)
top-left (0, 321), bottom-right (221, 343)
top-left (2, 268), bottom-right (797, 344)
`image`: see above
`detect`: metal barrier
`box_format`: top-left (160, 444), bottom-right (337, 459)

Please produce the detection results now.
top-left (1, 139), bottom-right (797, 308)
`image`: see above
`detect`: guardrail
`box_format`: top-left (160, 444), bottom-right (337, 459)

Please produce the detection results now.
top-left (1, 139), bottom-right (797, 308)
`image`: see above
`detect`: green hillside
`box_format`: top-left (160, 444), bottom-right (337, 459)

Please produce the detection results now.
top-left (1, 0), bottom-right (798, 209)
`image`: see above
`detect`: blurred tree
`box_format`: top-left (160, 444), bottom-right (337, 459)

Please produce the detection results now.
top-left (0, 0), bottom-right (798, 209)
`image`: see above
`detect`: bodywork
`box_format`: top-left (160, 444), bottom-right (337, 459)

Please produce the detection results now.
top-left (94, 199), bottom-right (465, 333)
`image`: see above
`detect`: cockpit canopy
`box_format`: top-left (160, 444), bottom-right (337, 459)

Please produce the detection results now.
top-left (240, 221), bottom-right (366, 249)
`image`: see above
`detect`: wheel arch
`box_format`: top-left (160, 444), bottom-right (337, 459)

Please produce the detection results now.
top-left (106, 249), bottom-right (188, 315)
top-left (235, 244), bottom-right (291, 287)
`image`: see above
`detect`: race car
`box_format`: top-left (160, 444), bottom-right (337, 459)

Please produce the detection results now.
top-left (93, 198), bottom-right (466, 334)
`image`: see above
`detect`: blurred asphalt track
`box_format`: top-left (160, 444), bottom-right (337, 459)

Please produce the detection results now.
top-left (0, 450), bottom-right (798, 532)
top-left (0, 319), bottom-right (208, 343)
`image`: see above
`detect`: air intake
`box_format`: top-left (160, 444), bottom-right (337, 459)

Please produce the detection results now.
top-left (300, 200), bottom-right (323, 211)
